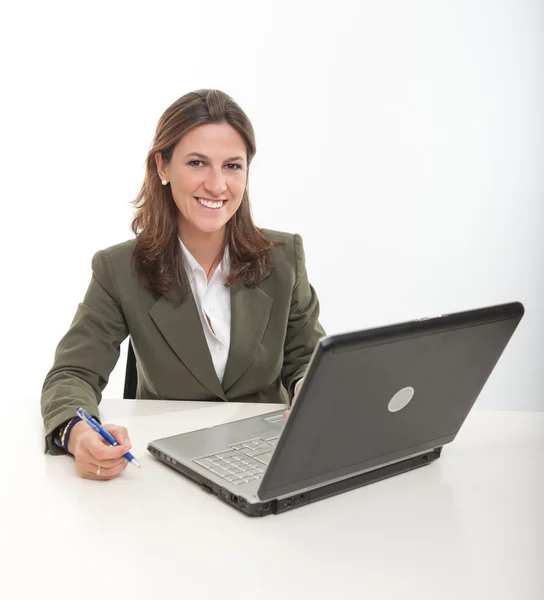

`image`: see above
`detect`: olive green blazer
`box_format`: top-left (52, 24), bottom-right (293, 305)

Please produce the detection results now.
top-left (41, 229), bottom-right (325, 454)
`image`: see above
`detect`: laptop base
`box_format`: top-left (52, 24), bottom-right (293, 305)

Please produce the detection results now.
top-left (148, 444), bottom-right (442, 517)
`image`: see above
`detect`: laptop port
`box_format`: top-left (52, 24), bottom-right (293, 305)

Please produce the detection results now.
top-left (230, 493), bottom-right (239, 504)
top-left (220, 489), bottom-right (229, 500)
top-left (201, 483), bottom-right (213, 494)
top-left (263, 502), bottom-right (271, 512)
top-left (284, 497), bottom-right (295, 508)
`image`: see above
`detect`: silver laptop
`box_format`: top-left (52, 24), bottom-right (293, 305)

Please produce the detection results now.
top-left (147, 301), bottom-right (524, 516)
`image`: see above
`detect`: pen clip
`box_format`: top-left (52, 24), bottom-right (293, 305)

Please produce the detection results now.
top-left (76, 407), bottom-right (91, 421)
top-left (76, 407), bottom-right (101, 433)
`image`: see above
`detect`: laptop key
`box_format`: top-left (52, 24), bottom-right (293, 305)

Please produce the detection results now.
top-left (216, 451), bottom-right (238, 460)
top-left (194, 459), bottom-right (211, 469)
top-left (210, 467), bottom-right (230, 477)
top-left (255, 453), bottom-right (273, 464)
top-left (253, 447), bottom-right (272, 456)
top-left (240, 449), bottom-right (256, 457)
top-left (243, 441), bottom-right (261, 449)
top-left (241, 447), bottom-right (270, 458)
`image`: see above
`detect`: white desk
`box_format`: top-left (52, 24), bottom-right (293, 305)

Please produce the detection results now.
top-left (2, 398), bottom-right (543, 600)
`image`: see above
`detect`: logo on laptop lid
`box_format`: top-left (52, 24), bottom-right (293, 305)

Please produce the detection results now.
top-left (388, 386), bottom-right (415, 412)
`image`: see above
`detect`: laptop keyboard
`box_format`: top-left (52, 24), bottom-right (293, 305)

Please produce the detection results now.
top-left (193, 437), bottom-right (279, 486)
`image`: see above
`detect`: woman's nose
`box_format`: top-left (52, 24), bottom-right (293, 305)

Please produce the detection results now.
top-left (204, 168), bottom-right (227, 196)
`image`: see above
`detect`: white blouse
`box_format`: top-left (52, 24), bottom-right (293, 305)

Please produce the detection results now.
top-left (179, 239), bottom-right (231, 383)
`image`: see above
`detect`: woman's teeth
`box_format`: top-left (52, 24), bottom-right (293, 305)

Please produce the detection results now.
top-left (196, 198), bottom-right (224, 209)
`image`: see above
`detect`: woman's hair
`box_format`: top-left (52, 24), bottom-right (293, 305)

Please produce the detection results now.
top-left (131, 89), bottom-right (282, 303)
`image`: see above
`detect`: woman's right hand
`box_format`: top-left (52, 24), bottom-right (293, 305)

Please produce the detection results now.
top-left (68, 420), bottom-right (133, 480)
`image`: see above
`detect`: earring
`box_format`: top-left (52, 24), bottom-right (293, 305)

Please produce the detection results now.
top-left (161, 179), bottom-right (168, 186)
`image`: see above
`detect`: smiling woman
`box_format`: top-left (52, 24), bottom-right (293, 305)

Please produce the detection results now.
top-left (40, 89), bottom-right (325, 481)
top-left (132, 90), bottom-right (280, 302)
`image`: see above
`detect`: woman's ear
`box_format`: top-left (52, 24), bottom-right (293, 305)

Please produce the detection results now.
top-left (155, 151), bottom-right (167, 181)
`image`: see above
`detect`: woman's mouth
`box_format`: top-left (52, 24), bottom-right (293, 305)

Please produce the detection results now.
top-left (194, 197), bottom-right (227, 210)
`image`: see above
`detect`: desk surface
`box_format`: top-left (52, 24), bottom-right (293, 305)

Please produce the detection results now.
top-left (3, 398), bottom-right (543, 600)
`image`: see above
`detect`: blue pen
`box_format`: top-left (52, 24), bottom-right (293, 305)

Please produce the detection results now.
top-left (76, 407), bottom-right (141, 468)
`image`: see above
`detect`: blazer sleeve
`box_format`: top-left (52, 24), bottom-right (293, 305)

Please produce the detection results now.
top-left (41, 249), bottom-right (129, 454)
top-left (281, 234), bottom-right (326, 400)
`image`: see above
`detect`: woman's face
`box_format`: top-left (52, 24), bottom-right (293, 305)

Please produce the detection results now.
top-left (156, 123), bottom-right (248, 237)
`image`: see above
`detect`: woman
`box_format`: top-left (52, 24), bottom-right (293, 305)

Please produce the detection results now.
top-left (41, 89), bottom-right (325, 480)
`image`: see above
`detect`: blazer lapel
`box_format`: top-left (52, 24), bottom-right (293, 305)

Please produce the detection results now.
top-left (149, 291), bottom-right (227, 400)
top-left (222, 282), bottom-right (273, 392)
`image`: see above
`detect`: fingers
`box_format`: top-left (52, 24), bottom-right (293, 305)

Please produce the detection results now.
top-left (76, 456), bottom-right (128, 480)
top-left (81, 459), bottom-right (128, 481)
top-left (103, 424), bottom-right (132, 448)
top-left (90, 456), bottom-right (127, 469)
top-left (285, 379), bottom-right (303, 419)
top-left (87, 436), bottom-right (131, 462)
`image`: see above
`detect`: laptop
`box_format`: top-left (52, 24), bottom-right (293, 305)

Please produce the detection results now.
top-left (147, 301), bottom-right (524, 516)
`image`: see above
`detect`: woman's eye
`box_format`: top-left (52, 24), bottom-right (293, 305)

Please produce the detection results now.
top-left (187, 161), bottom-right (242, 170)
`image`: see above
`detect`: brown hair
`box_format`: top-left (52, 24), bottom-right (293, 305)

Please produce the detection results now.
top-left (131, 89), bottom-right (282, 303)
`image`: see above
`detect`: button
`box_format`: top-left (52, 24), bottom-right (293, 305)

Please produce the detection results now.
top-left (216, 451), bottom-right (237, 459)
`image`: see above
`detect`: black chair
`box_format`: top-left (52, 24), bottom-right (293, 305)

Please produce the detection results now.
top-left (123, 339), bottom-right (138, 399)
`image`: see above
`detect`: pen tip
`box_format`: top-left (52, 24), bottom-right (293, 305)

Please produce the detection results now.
top-left (132, 459), bottom-right (142, 468)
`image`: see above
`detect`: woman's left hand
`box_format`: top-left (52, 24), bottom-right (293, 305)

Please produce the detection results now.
top-left (284, 378), bottom-right (304, 418)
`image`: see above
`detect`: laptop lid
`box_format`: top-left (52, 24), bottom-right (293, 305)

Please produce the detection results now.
top-left (257, 301), bottom-right (524, 501)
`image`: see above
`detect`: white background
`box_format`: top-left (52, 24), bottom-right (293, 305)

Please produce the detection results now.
top-left (1, 0), bottom-right (542, 410)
